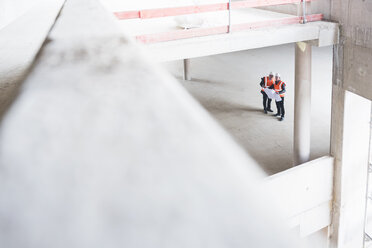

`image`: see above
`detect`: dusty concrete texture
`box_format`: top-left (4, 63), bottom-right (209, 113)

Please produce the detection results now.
top-left (162, 44), bottom-right (333, 175)
top-left (0, 0), bottom-right (297, 247)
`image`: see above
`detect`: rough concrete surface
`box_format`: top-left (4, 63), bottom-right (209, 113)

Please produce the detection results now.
top-left (163, 44), bottom-right (333, 175)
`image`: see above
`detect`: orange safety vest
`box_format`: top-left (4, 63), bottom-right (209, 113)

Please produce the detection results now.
top-left (274, 80), bottom-right (286, 97)
top-left (261, 76), bottom-right (275, 92)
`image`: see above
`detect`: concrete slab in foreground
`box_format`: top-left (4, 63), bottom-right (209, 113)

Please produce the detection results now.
top-left (0, 0), bottom-right (296, 247)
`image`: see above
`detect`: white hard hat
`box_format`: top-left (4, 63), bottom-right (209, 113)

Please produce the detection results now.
top-left (269, 72), bottom-right (274, 76)
top-left (275, 73), bottom-right (281, 77)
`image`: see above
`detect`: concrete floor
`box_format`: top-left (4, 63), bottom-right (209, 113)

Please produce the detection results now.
top-left (162, 43), bottom-right (333, 175)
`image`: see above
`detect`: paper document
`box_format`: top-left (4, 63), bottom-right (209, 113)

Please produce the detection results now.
top-left (264, 88), bottom-right (282, 102)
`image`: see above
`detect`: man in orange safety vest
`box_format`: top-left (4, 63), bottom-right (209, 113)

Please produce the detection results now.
top-left (269, 73), bottom-right (286, 121)
top-left (259, 72), bottom-right (275, 114)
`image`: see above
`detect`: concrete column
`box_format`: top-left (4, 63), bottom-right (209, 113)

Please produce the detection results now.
top-left (293, 42), bottom-right (312, 165)
top-left (183, 58), bottom-right (191, 81)
top-left (329, 88), bottom-right (371, 248)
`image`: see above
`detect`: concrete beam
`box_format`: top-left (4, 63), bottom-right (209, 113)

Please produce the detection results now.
top-left (136, 14), bottom-right (323, 44)
top-left (145, 21), bottom-right (338, 62)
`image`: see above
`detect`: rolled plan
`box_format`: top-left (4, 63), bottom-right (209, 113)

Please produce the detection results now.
top-left (264, 88), bottom-right (282, 102)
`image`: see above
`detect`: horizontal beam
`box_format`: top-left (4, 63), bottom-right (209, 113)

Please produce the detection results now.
top-left (136, 14), bottom-right (323, 44)
top-left (145, 21), bottom-right (338, 62)
top-left (114, 0), bottom-right (312, 20)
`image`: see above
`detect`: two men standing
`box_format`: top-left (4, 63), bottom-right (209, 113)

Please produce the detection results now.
top-left (260, 73), bottom-right (286, 121)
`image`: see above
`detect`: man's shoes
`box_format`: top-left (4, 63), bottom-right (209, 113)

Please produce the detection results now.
top-left (274, 113), bottom-right (280, 117)
top-left (264, 109), bottom-right (268, 114)
top-left (279, 116), bottom-right (285, 121)
top-left (267, 109), bottom-right (273, 112)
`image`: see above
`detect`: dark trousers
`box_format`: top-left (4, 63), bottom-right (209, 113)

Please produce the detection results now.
top-left (261, 91), bottom-right (272, 110)
top-left (275, 97), bottom-right (285, 117)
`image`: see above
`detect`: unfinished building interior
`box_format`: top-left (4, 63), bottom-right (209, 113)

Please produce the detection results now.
top-left (0, 0), bottom-right (371, 247)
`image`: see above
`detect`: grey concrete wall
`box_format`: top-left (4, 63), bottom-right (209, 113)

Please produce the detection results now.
top-left (331, 0), bottom-right (372, 101)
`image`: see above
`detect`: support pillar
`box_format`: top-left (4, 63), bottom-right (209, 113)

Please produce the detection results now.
top-left (329, 88), bottom-right (371, 248)
top-left (183, 59), bottom-right (191, 81)
top-left (294, 42), bottom-right (312, 165)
